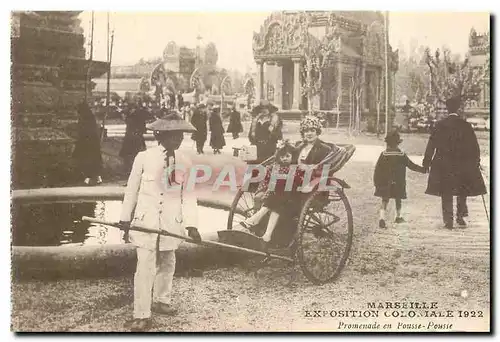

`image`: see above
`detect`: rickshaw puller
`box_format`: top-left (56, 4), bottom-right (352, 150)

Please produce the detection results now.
top-left (119, 113), bottom-right (201, 332)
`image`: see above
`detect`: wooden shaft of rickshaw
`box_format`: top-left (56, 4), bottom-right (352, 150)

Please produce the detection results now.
top-left (82, 216), bottom-right (293, 262)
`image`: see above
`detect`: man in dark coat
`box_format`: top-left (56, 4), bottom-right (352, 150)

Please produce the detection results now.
top-left (423, 96), bottom-right (487, 229)
top-left (177, 91), bottom-right (184, 110)
top-left (168, 92), bottom-right (176, 109)
top-left (209, 106), bottom-right (226, 154)
top-left (227, 105), bottom-right (243, 139)
top-left (120, 104), bottom-right (147, 174)
top-left (190, 103), bottom-right (208, 154)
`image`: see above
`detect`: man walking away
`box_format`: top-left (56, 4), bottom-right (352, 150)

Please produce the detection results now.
top-left (423, 96), bottom-right (487, 229)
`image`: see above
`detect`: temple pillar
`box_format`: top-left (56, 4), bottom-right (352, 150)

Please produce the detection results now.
top-left (255, 59), bottom-right (264, 101)
top-left (361, 62), bottom-right (366, 111)
top-left (337, 58), bottom-right (343, 111)
top-left (292, 58), bottom-right (301, 110)
top-left (275, 61), bottom-right (283, 110)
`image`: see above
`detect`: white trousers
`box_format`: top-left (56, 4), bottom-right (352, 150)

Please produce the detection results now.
top-left (134, 248), bottom-right (176, 319)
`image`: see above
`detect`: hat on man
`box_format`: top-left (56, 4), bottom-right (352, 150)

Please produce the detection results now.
top-left (445, 96), bottom-right (461, 114)
top-left (384, 130), bottom-right (403, 144)
top-left (146, 112), bottom-right (196, 132)
top-left (252, 100), bottom-right (278, 115)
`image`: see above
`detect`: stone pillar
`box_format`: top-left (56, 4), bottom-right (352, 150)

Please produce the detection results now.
top-left (292, 58), bottom-right (301, 110)
top-left (361, 63), bottom-right (366, 111)
top-left (255, 59), bottom-right (264, 101)
top-left (275, 61), bottom-right (283, 110)
top-left (337, 58), bottom-right (343, 110)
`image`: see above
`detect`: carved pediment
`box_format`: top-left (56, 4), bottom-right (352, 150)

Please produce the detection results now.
top-left (253, 11), bottom-right (349, 59)
top-left (253, 12), bottom-right (310, 57)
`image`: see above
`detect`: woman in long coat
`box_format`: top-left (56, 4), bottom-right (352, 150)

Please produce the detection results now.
top-left (73, 101), bottom-right (103, 185)
top-left (120, 105), bottom-right (147, 174)
top-left (190, 104), bottom-right (208, 154)
top-left (227, 105), bottom-right (243, 139)
top-left (209, 107), bottom-right (226, 154)
top-left (248, 100), bottom-right (283, 162)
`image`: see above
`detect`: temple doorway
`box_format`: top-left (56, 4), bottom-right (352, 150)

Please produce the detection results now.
top-left (282, 61), bottom-right (294, 110)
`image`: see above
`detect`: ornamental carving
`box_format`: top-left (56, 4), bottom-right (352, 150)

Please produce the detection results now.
top-left (253, 12), bottom-right (310, 57)
top-left (364, 28), bottom-right (383, 65)
top-left (253, 11), bottom-right (356, 59)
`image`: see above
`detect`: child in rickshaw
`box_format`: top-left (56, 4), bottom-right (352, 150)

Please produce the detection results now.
top-left (235, 140), bottom-right (303, 244)
top-left (236, 116), bottom-right (350, 243)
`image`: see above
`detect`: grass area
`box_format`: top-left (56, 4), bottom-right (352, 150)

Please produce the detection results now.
top-left (12, 160), bottom-right (490, 332)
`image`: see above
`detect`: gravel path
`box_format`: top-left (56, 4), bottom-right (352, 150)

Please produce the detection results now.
top-left (11, 159), bottom-right (490, 332)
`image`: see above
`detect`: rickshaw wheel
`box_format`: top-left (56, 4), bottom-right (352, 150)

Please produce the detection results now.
top-left (227, 188), bottom-right (261, 231)
top-left (296, 189), bottom-right (353, 284)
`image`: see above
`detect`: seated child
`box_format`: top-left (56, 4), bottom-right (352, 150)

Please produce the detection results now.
top-left (236, 141), bottom-right (303, 244)
top-left (374, 131), bottom-right (427, 228)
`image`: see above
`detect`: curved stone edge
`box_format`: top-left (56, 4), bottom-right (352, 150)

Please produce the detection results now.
top-left (11, 191), bottom-right (247, 280)
top-left (11, 186), bottom-right (236, 208)
top-left (12, 232), bottom-right (251, 281)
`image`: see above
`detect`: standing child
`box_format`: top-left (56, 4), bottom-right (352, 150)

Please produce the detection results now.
top-left (374, 131), bottom-right (426, 228)
top-left (235, 141), bottom-right (302, 245)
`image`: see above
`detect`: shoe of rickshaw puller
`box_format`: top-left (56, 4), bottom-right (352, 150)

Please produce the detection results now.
top-left (223, 144), bottom-right (356, 248)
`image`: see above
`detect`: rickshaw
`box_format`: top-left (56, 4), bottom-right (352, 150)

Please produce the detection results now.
top-left (83, 143), bottom-right (355, 285)
top-left (221, 143), bottom-right (356, 284)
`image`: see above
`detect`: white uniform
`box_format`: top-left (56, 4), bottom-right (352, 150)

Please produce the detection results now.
top-left (120, 145), bottom-right (198, 318)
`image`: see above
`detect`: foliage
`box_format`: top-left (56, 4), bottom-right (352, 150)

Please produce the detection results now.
top-left (307, 110), bottom-right (336, 127)
top-left (204, 42), bottom-right (218, 65)
top-left (395, 43), bottom-right (430, 103)
top-left (298, 13), bottom-right (340, 111)
top-left (137, 57), bottom-right (162, 66)
top-left (425, 47), bottom-right (489, 111)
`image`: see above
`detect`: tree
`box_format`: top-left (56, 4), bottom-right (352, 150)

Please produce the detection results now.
top-left (204, 42), bottom-right (218, 66)
top-left (425, 47), bottom-right (489, 112)
top-left (395, 42), bottom-right (430, 104)
top-left (299, 13), bottom-right (340, 112)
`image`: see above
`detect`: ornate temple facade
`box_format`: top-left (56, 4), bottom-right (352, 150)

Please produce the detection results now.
top-left (468, 28), bottom-right (490, 113)
top-left (252, 11), bottom-right (398, 124)
top-left (11, 11), bottom-right (108, 188)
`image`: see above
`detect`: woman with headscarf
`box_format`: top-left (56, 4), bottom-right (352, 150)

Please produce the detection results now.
top-left (209, 105), bottom-right (226, 154)
top-left (248, 100), bottom-right (283, 162)
top-left (73, 100), bottom-right (103, 185)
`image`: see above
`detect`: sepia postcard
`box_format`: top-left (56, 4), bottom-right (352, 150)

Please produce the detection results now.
top-left (10, 10), bottom-right (491, 332)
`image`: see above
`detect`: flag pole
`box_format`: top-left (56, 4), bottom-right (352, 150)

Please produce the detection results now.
top-left (85, 11), bottom-right (95, 102)
top-left (101, 27), bottom-right (114, 142)
top-left (384, 10), bottom-right (389, 136)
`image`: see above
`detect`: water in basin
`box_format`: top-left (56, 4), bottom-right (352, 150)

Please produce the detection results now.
top-left (12, 201), bottom-right (229, 247)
